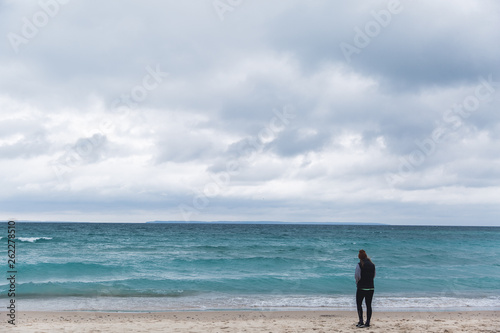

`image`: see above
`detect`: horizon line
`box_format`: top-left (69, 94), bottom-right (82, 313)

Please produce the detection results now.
top-left (1, 220), bottom-right (498, 227)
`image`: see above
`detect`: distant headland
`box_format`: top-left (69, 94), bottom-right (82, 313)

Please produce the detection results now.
top-left (146, 221), bottom-right (388, 225)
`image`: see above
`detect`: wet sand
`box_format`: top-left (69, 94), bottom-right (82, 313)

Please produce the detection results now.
top-left (2, 310), bottom-right (499, 332)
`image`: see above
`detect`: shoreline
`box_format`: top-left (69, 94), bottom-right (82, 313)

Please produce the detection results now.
top-left (3, 310), bottom-right (499, 332)
top-left (10, 293), bottom-right (500, 313)
top-left (6, 307), bottom-right (500, 313)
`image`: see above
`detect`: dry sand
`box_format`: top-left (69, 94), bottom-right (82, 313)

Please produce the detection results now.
top-left (2, 310), bottom-right (499, 332)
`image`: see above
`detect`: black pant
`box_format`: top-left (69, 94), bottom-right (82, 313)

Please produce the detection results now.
top-left (356, 289), bottom-right (374, 324)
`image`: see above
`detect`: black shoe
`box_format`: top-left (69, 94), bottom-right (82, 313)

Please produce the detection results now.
top-left (364, 322), bottom-right (370, 328)
top-left (356, 322), bottom-right (365, 328)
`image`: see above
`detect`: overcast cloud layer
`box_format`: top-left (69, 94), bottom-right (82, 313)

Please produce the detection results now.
top-left (1, 0), bottom-right (499, 225)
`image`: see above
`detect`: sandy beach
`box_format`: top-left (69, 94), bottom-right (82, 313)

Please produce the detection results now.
top-left (2, 310), bottom-right (498, 332)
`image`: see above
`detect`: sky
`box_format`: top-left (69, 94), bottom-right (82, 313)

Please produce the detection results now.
top-left (1, 0), bottom-right (499, 225)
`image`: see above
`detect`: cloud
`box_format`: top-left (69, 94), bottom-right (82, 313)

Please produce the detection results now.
top-left (0, 1), bottom-right (499, 225)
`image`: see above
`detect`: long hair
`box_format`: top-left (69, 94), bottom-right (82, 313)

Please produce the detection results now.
top-left (358, 249), bottom-right (372, 267)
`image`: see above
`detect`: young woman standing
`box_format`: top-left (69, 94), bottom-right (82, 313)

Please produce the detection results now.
top-left (355, 249), bottom-right (376, 328)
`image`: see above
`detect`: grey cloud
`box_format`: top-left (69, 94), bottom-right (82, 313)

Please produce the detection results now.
top-left (266, 1), bottom-right (500, 90)
top-left (55, 133), bottom-right (108, 167)
top-left (0, 131), bottom-right (48, 159)
top-left (156, 135), bottom-right (217, 164)
top-left (346, 1), bottom-right (500, 90)
top-left (1, 1), bottom-right (499, 224)
top-left (0, 118), bottom-right (49, 159)
top-left (270, 128), bottom-right (330, 157)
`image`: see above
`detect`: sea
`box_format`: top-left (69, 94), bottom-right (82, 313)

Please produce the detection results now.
top-left (1, 222), bottom-right (499, 312)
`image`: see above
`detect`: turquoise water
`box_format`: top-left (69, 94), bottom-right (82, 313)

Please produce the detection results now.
top-left (1, 223), bottom-right (499, 311)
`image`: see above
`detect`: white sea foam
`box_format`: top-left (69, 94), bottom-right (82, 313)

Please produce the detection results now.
top-left (14, 294), bottom-right (500, 312)
top-left (18, 237), bottom-right (53, 242)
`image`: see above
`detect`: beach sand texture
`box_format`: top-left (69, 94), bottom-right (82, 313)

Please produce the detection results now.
top-left (2, 311), bottom-right (499, 333)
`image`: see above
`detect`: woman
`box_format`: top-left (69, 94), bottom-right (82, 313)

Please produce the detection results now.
top-left (355, 249), bottom-right (376, 328)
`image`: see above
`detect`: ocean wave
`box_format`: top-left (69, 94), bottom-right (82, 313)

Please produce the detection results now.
top-left (0, 280), bottom-right (199, 298)
top-left (0, 275), bottom-right (352, 298)
top-left (14, 262), bottom-right (130, 283)
top-left (18, 237), bottom-right (53, 243)
top-left (5, 294), bottom-right (500, 312)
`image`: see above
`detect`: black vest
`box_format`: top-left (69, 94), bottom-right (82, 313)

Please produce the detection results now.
top-left (357, 259), bottom-right (375, 289)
